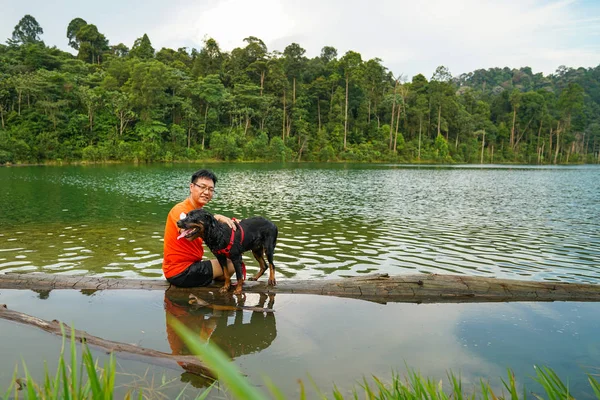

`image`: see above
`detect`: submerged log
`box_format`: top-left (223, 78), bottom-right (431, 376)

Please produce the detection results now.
top-left (0, 304), bottom-right (214, 378)
top-left (1, 272), bottom-right (599, 303)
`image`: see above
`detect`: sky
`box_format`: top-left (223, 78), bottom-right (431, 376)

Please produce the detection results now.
top-left (1, 0), bottom-right (599, 80)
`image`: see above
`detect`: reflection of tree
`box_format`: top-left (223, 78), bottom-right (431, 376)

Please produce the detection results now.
top-left (164, 289), bottom-right (276, 388)
top-left (31, 289), bottom-right (51, 299)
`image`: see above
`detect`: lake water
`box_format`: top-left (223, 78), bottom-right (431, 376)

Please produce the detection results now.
top-left (1, 163), bottom-right (599, 397)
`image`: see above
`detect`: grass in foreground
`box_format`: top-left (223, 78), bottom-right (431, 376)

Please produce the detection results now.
top-left (2, 320), bottom-right (599, 399)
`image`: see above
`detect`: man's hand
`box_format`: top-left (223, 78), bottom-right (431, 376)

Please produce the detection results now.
top-left (214, 214), bottom-right (237, 231)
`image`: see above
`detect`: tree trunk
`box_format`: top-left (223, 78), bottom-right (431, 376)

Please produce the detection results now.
top-left (88, 105), bottom-right (94, 135)
top-left (344, 75), bottom-right (349, 150)
top-left (554, 122), bottom-right (561, 164)
top-left (437, 105), bottom-right (442, 138)
top-left (260, 70), bottom-right (265, 96)
top-left (317, 98), bottom-right (321, 133)
top-left (1, 273), bottom-right (599, 304)
top-left (282, 90), bottom-right (286, 142)
top-left (510, 107), bottom-right (517, 148)
top-left (244, 115), bottom-right (250, 136)
top-left (297, 137), bottom-right (307, 162)
top-left (480, 130), bottom-right (485, 164)
top-left (548, 127), bottom-right (553, 162)
top-left (0, 304), bottom-right (213, 378)
top-left (393, 103), bottom-right (401, 152)
top-left (418, 116), bottom-right (422, 161)
top-left (389, 80), bottom-right (398, 150)
top-left (537, 117), bottom-right (543, 163)
top-left (203, 104), bottom-right (209, 149)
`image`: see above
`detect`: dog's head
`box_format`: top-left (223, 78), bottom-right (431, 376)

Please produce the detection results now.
top-left (176, 209), bottom-right (216, 241)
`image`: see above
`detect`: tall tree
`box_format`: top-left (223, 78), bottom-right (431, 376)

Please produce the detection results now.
top-left (283, 43), bottom-right (306, 104)
top-left (339, 51), bottom-right (362, 149)
top-left (509, 89), bottom-right (521, 149)
top-left (130, 34), bottom-right (155, 59)
top-left (9, 15), bottom-right (44, 45)
top-left (66, 18), bottom-right (87, 50)
top-left (430, 66), bottom-right (454, 140)
top-left (76, 24), bottom-right (109, 64)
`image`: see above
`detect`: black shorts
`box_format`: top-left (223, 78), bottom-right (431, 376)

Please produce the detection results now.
top-left (167, 260), bottom-right (214, 288)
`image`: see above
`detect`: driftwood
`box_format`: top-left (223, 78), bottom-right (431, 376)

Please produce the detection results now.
top-left (1, 272), bottom-right (599, 303)
top-left (0, 304), bottom-right (214, 378)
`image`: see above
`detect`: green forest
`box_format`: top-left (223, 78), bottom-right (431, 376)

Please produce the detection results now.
top-left (1, 14), bottom-right (599, 164)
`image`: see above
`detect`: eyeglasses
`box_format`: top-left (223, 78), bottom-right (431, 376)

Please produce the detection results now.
top-left (192, 182), bottom-right (215, 194)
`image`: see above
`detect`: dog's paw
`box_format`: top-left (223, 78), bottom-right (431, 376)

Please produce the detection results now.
top-left (247, 276), bottom-right (257, 281)
top-left (268, 278), bottom-right (277, 286)
top-left (219, 285), bottom-right (230, 294)
top-left (233, 287), bottom-right (243, 295)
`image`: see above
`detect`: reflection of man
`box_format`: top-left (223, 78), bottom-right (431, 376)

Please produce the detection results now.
top-left (164, 289), bottom-right (277, 360)
top-left (164, 291), bottom-right (218, 357)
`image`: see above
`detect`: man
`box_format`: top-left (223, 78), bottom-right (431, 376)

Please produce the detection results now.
top-left (163, 169), bottom-right (236, 287)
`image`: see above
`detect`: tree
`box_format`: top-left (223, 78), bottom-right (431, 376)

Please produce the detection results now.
top-left (430, 66), bottom-right (454, 141)
top-left (76, 24), bottom-right (109, 64)
top-left (320, 46), bottom-right (337, 64)
top-left (66, 18), bottom-right (87, 50)
top-left (339, 51), bottom-right (362, 149)
top-left (130, 34), bottom-right (155, 59)
top-left (9, 15), bottom-right (43, 45)
top-left (106, 91), bottom-right (135, 138)
top-left (191, 38), bottom-right (223, 77)
top-left (197, 74), bottom-right (227, 147)
top-left (509, 89), bottom-right (521, 148)
top-left (110, 43), bottom-right (129, 58)
top-left (283, 43), bottom-right (306, 104)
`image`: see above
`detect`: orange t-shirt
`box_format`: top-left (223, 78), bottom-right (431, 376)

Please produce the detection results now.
top-left (162, 198), bottom-right (205, 278)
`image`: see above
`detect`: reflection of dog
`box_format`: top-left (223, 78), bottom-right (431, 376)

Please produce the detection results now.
top-left (165, 289), bottom-right (277, 387)
top-left (177, 209), bottom-right (278, 294)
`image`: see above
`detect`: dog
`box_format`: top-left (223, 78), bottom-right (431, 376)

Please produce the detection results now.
top-left (176, 209), bottom-right (278, 295)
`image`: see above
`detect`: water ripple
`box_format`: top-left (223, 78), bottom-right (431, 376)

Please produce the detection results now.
top-left (0, 164), bottom-right (598, 283)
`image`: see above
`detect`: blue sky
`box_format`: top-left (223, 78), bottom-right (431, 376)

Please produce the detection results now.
top-left (1, 0), bottom-right (599, 80)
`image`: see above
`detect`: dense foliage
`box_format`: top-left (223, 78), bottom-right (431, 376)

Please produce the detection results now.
top-left (1, 14), bottom-right (599, 164)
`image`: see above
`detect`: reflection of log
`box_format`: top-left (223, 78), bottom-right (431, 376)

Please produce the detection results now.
top-left (1, 272), bottom-right (599, 303)
top-left (0, 304), bottom-right (213, 378)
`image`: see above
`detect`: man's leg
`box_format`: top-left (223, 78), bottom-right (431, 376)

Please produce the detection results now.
top-left (210, 259), bottom-right (235, 281)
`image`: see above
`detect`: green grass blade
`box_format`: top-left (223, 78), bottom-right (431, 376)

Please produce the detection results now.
top-left (52, 356), bottom-right (64, 400)
top-left (82, 344), bottom-right (103, 397)
top-left (103, 353), bottom-right (116, 400)
top-left (189, 382), bottom-right (214, 400)
top-left (588, 374), bottom-right (600, 399)
top-left (298, 378), bottom-right (307, 400)
top-left (263, 376), bottom-right (286, 400)
top-left (21, 361), bottom-right (40, 400)
top-left (169, 317), bottom-right (265, 400)
top-left (2, 366), bottom-right (18, 400)
top-left (61, 351), bottom-right (72, 400)
top-left (66, 325), bottom-right (79, 399)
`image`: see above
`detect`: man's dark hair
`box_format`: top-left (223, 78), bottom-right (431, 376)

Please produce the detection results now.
top-left (191, 169), bottom-right (218, 185)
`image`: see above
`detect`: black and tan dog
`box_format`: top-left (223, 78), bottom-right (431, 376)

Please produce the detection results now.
top-left (177, 209), bottom-right (278, 294)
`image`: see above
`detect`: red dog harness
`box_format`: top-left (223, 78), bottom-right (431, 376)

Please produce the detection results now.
top-left (214, 218), bottom-right (246, 279)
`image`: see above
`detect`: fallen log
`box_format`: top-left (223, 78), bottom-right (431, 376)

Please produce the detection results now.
top-left (1, 272), bottom-right (599, 303)
top-left (0, 304), bottom-right (213, 378)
